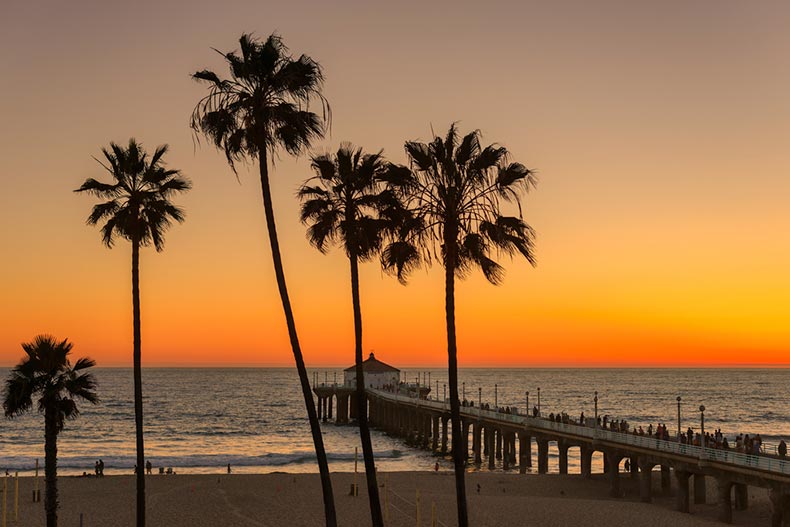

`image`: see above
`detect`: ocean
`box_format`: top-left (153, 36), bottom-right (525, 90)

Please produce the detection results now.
top-left (1, 367), bottom-right (788, 476)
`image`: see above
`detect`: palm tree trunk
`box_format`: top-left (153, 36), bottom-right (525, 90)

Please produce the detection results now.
top-left (44, 408), bottom-right (58, 527)
top-left (258, 151), bottom-right (337, 527)
top-left (445, 226), bottom-right (468, 527)
top-left (132, 237), bottom-right (146, 527)
top-left (349, 252), bottom-right (383, 527)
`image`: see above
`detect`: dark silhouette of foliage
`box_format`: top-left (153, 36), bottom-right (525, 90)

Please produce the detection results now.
top-left (381, 124), bottom-right (537, 527)
top-left (299, 144), bottom-right (403, 527)
top-left (3, 335), bottom-right (98, 527)
top-left (190, 33), bottom-right (337, 527)
top-left (75, 139), bottom-right (190, 527)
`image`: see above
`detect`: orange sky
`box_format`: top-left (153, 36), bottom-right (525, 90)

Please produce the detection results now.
top-left (1, 1), bottom-right (789, 367)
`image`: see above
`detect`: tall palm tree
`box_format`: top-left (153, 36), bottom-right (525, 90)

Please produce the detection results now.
top-left (3, 335), bottom-right (98, 527)
top-left (381, 124), bottom-right (537, 527)
top-left (75, 139), bottom-right (190, 527)
top-left (190, 33), bottom-right (337, 526)
top-left (298, 144), bottom-right (402, 527)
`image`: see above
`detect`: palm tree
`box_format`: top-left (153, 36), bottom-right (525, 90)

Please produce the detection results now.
top-left (3, 335), bottom-right (98, 527)
top-left (190, 33), bottom-right (336, 526)
top-left (381, 124), bottom-right (537, 527)
top-left (75, 139), bottom-right (190, 527)
top-left (299, 144), bottom-right (402, 527)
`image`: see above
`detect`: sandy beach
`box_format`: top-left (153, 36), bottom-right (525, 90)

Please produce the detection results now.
top-left (4, 470), bottom-right (772, 526)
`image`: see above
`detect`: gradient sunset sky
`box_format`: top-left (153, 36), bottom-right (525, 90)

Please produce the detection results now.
top-left (1, 1), bottom-right (788, 367)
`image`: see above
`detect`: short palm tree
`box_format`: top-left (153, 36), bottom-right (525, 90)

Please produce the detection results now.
top-left (299, 144), bottom-right (402, 527)
top-left (3, 335), bottom-right (98, 527)
top-left (382, 124), bottom-right (537, 527)
top-left (190, 33), bottom-right (336, 526)
top-left (75, 139), bottom-right (190, 527)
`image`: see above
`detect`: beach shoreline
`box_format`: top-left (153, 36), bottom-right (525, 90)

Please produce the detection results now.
top-left (3, 470), bottom-right (773, 526)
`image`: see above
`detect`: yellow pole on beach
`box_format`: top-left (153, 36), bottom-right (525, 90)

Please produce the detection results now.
top-left (415, 488), bottom-right (421, 527)
top-left (384, 474), bottom-right (389, 524)
top-left (14, 473), bottom-right (18, 522)
top-left (34, 459), bottom-right (39, 503)
top-left (431, 500), bottom-right (436, 527)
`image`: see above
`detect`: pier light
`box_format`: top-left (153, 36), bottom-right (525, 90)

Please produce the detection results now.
top-left (334, 372), bottom-right (337, 385)
top-left (494, 384), bottom-right (498, 408)
top-left (325, 371), bottom-right (328, 385)
top-left (428, 372), bottom-right (431, 387)
top-left (436, 380), bottom-right (439, 399)
top-left (478, 387), bottom-right (482, 408)
top-left (594, 391), bottom-right (598, 431)
top-left (444, 383), bottom-right (447, 402)
top-left (526, 391), bottom-right (529, 416)
top-left (462, 382), bottom-right (466, 401)
top-left (677, 397), bottom-right (682, 439)
top-left (537, 387), bottom-right (541, 417)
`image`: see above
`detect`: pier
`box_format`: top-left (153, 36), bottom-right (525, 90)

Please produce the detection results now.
top-left (313, 381), bottom-right (790, 526)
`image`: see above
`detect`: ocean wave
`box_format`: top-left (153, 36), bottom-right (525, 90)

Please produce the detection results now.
top-left (0, 449), bottom-right (407, 472)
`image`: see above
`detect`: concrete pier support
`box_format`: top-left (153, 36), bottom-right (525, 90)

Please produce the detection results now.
top-left (661, 465), bottom-right (671, 495)
top-left (487, 427), bottom-right (495, 470)
top-left (694, 473), bottom-right (707, 504)
top-left (473, 423), bottom-right (482, 464)
top-left (630, 456), bottom-right (639, 480)
top-left (717, 479), bottom-right (733, 524)
top-left (349, 394), bottom-right (357, 420)
top-left (441, 417), bottom-right (449, 455)
top-left (518, 433), bottom-right (528, 474)
top-left (580, 446), bottom-right (592, 478)
top-left (558, 440), bottom-right (569, 475)
top-left (483, 428), bottom-right (489, 456)
top-left (508, 432), bottom-right (517, 467)
top-left (432, 416), bottom-right (439, 451)
top-left (676, 470), bottom-right (691, 513)
top-left (495, 429), bottom-right (503, 459)
top-left (462, 420), bottom-right (471, 460)
top-left (606, 452), bottom-right (622, 497)
top-left (769, 488), bottom-right (790, 527)
top-left (537, 438), bottom-right (549, 474)
top-left (734, 483), bottom-right (748, 511)
top-left (638, 462), bottom-right (655, 503)
top-left (503, 435), bottom-right (511, 471)
top-left (328, 395), bottom-right (333, 420)
top-left (525, 435), bottom-right (532, 469)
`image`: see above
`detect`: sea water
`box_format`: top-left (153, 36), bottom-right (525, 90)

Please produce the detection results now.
top-left (1, 368), bottom-right (788, 475)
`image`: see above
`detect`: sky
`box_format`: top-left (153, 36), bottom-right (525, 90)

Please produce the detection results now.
top-left (1, 1), bottom-right (788, 367)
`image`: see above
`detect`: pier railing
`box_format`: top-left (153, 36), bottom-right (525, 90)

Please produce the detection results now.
top-left (369, 388), bottom-right (790, 476)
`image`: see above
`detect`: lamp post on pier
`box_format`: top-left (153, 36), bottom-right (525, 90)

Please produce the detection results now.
top-left (699, 405), bottom-right (706, 459)
top-left (436, 380), bottom-right (439, 399)
top-left (537, 387), bottom-right (541, 417)
top-left (494, 384), bottom-right (498, 408)
top-left (443, 383), bottom-right (446, 402)
top-left (594, 391), bottom-right (598, 433)
top-left (428, 372), bottom-right (431, 387)
top-left (478, 387), bottom-right (482, 409)
top-left (526, 391), bottom-right (529, 416)
top-left (462, 382), bottom-right (466, 402)
top-left (325, 371), bottom-right (327, 385)
top-left (333, 372), bottom-right (337, 385)
top-left (677, 397), bottom-right (682, 439)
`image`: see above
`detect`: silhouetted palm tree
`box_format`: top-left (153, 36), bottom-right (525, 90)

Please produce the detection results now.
top-left (381, 124), bottom-right (537, 527)
top-left (75, 139), bottom-right (190, 527)
top-left (299, 144), bottom-right (403, 527)
top-left (190, 33), bottom-right (336, 527)
top-left (3, 335), bottom-right (98, 527)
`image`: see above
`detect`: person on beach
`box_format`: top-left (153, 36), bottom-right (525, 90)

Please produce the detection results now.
top-left (146, 461), bottom-right (152, 475)
top-left (95, 461), bottom-right (100, 476)
top-left (779, 440), bottom-right (787, 457)
top-left (99, 459), bottom-right (104, 476)
top-left (227, 464), bottom-right (232, 474)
